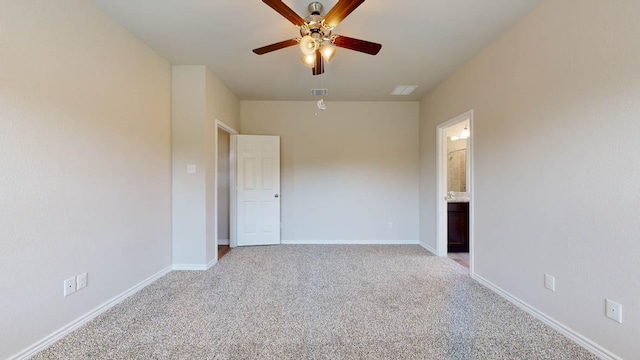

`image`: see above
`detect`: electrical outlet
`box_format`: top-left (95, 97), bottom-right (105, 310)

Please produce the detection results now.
top-left (77, 272), bottom-right (87, 290)
top-left (187, 164), bottom-right (196, 174)
top-left (388, 222), bottom-right (393, 230)
top-left (544, 274), bottom-right (556, 292)
top-left (64, 277), bottom-right (76, 297)
top-left (605, 299), bottom-right (623, 323)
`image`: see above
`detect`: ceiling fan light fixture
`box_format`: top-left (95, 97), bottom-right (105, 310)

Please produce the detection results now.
top-left (301, 54), bottom-right (316, 68)
top-left (319, 44), bottom-right (336, 63)
top-left (299, 35), bottom-right (317, 55)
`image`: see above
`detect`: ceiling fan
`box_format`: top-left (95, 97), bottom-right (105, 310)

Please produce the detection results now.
top-left (253, 0), bottom-right (382, 76)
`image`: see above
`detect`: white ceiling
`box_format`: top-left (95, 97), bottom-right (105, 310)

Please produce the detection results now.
top-left (90, 0), bottom-right (541, 101)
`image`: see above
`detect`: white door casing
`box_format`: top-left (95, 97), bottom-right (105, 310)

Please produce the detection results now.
top-left (436, 110), bottom-right (474, 272)
top-left (236, 135), bottom-right (281, 246)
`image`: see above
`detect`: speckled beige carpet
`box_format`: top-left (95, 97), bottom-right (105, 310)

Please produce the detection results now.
top-left (34, 245), bottom-right (596, 359)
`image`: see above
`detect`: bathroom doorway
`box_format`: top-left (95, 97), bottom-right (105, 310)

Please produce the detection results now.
top-left (215, 119), bottom-right (237, 260)
top-left (436, 110), bottom-right (474, 272)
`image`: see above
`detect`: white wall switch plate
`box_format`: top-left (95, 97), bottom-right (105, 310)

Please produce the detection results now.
top-left (77, 272), bottom-right (87, 290)
top-left (187, 164), bottom-right (197, 174)
top-left (544, 274), bottom-right (556, 292)
top-left (605, 299), bottom-right (623, 323)
top-left (64, 277), bottom-right (76, 297)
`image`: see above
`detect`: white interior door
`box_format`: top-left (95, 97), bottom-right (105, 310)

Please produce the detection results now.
top-left (236, 135), bottom-right (281, 246)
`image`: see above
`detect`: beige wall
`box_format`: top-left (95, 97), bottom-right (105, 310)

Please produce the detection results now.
top-left (172, 65), bottom-right (239, 267)
top-left (205, 68), bottom-right (240, 263)
top-left (419, 0), bottom-right (640, 358)
top-left (205, 68), bottom-right (240, 132)
top-left (171, 66), bottom-right (207, 265)
top-left (217, 130), bottom-right (231, 244)
top-left (0, 1), bottom-right (172, 358)
top-left (241, 101), bottom-right (420, 243)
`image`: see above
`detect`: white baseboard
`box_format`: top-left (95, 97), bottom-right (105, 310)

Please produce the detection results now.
top-left (218, 238), bottom-right (229, 245)
top-left (280, 239), bottom-right (420, 245)
top-left (419, 241), bottom-right (437, 255)
top-left (172, 264), bottom-right (208, 271)
top-left (9, 266), bottom-right (172, 360)
top-left (173, 258), bottom-right (218, 271)
top-left (206, 258), bottom-right (217, 269)
top-left (472, 273), bottom-right (620, 360)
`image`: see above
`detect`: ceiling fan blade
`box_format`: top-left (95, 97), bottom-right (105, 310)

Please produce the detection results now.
top-left (261, 0), bottom-right (306, 26)
top-left (323, 0), bottom-right (365, 28)
top-left (253, 39), bottom-right (298, 55)
top-left (333, 35), bottom-right (382, 55)
top-left (312, 50), bottom-right (324, 76)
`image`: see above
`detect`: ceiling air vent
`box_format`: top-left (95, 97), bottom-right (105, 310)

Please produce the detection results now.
top-left (310, 88), bottom-right (328, 96)
top-left (391, 85), bottom-right (419, 96)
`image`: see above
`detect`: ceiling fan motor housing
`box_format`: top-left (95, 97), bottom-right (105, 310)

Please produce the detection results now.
top-left (308, 2), bottom-right (324, 15)
top-left (300, 3), bottom-right (334, 43)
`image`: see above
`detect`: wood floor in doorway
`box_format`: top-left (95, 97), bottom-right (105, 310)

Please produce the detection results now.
top-left (218, 245), bottom-right (230, 259)
top-left (448, 252), bottom-right (469, 269)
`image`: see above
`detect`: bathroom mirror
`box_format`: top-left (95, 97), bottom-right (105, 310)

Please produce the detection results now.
top-left (447, 138), bottom-right (467, 192)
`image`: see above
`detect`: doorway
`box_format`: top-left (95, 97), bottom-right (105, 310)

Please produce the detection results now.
top-left (215, 120), bottom-right (238, 260)
top-left (436, 110), bottom-right (474, 272)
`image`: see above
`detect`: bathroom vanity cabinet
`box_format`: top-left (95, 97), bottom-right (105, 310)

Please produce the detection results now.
top-left (448, 202), bottom-right (469, 252)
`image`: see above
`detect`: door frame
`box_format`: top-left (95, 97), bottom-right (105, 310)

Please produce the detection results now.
top-left (214, 119), bottom-right (238, 261)
top-left (436, 110), bottom-right (474, 273)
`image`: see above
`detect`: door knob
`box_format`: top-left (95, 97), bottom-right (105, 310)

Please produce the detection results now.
top-left (275, 194), bottom-right (279, 198)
